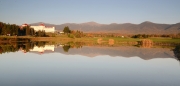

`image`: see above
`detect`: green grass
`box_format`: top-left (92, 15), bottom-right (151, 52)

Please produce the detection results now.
top-left (149, 37), bottom-right (180, 43)
top-left (0, 36), bottom-right (180, 43)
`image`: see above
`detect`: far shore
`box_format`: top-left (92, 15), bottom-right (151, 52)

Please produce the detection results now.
top-left (0, 36), bottom-right (180, 44)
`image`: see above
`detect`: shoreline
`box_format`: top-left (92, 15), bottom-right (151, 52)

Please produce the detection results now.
top-left (0, 36), bottom-right (180, 43)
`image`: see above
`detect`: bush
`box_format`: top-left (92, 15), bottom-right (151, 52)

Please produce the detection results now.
top-left (68, 34), bottom-right (75, 38)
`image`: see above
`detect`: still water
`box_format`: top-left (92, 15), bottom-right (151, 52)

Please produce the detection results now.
top-left (0, 44), bottom-right (180, 86)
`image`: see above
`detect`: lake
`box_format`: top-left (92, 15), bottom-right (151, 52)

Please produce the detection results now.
top-left (0, 42), bottom-right (180, 86)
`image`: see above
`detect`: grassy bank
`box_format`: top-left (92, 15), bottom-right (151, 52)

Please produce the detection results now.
top-left (149, 37), bottom-right (180, 43)
top-left (0, 36), bottom-right (179, 43)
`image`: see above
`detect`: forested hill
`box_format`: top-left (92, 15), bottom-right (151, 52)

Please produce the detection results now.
top-left (31, 21), bottom-right (180, 34)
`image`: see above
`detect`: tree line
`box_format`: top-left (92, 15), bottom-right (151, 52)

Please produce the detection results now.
top-left (0, 22), bottom-right (47, 37)
top-left (0, 22), bottom-right (19, 36)
top-left (82, 33), bottom-right (180, 38)
top-left (131, 34), bottom-right (180, 38)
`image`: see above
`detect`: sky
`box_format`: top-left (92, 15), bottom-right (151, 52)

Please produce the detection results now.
top-left (0, 0), bottom-right (180, 25)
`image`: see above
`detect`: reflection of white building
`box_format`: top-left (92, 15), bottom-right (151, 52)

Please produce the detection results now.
top-left (30, 24), bottom-right (55, 33)
top-left (30, 45), bottom-right (55, 53)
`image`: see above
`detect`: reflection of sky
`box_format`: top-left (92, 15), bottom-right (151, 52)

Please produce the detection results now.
top-left (0, 52), bottom-right (180, 86)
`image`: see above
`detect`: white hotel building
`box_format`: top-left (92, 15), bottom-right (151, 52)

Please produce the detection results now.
top-left (22, 23), bottom-right (55, 33)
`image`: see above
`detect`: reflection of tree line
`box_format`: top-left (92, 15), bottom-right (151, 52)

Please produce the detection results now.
top-left (0, 40), bottom-right (180, 61)
top-left (0, 41), bottom-right (85, 53)
top-left (62, 42), bottom-right (84, 52)
top-left (136, 40), bottom-right (180, 61)
top-left (0, 38), bottom-right (31, 42)
top-left (173, 45), bottom-right (180, 61)
top-left (0, 41), bottom-right (46, 54)
top-left (136, 39), bottom-right (180, 48)
top-left (61, 41), bottom-right (180, 62)
top-left (137, 39), bottom-right (153, 48)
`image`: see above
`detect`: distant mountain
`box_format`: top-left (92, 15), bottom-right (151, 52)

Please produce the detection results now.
top-left (30, 22), bottom-right (56, 27)
top-left (29, 21), bottom-right (180, 34)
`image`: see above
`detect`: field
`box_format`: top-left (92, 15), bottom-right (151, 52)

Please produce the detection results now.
top-left (0, 35), bottom-right (179, 44)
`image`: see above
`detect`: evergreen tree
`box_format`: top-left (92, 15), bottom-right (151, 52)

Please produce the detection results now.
top-left (0, 22), bottom-right (36, 36)
top-left (63, 26), bottom-right (70, 34)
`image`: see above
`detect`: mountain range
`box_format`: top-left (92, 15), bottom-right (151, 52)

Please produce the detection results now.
top-left (30, 21), bottom-right (180, 34)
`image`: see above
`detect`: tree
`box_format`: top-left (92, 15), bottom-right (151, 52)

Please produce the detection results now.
top-left (63, 26), bottom-right (71, 34)
top-left (74, 30), bottom-right (83, 38)
top-left (69, 30), bottom-right (84, 38)
top-left (30, 28), bottom-right (35, 36)
top-left (18, 27), bottom-right (25, 36)
top-left (0, 22), bottom-right (4, 34)
top-left (35, 30), bottom-right (46, 37)
top-left (63, 45), bottom-right (70, 52)
top-left (11, 24), bottom-right (19, 35)
top-left (26, 26), bottom-right (30, 35)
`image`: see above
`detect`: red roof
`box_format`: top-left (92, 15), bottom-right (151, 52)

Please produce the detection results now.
top-left (45, 26), bottom-right (53, 28)
top-left (39, 23), bottom-right (44, 26)
top-left (23, 23), bottom-right (28, 26)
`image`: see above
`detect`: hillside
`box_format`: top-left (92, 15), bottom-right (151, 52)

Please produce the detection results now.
top-left (30, 21), bottom-right (180, 34)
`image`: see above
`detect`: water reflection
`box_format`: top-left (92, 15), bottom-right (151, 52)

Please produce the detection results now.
top-left (1, 41), bottom-right (179, 61)
top-left (173, 45), bottom-right (180, 61)
top-left (0, 41), bottom-right (46, 54)
top-left (62, 44), bottom-right (71, 52)
top-left (30, 45), bottom-right (54, 53)
top-left (0, 41), bottom-right (180, 86)
top-left (137, 39), bottom-right (153, 48)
